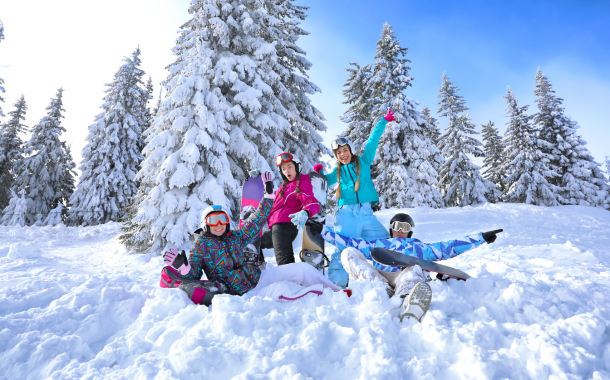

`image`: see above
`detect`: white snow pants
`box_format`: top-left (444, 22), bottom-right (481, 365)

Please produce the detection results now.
top-left (341, 247), bottom-right (427, 297)
top-left (246, 262), bottom-right (342, 302)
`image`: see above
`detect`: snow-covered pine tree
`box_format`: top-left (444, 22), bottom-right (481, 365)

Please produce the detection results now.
top-left (481, 120), bottom-right (506, 193)
top-left (129, 0), bottom-right (329, 250)
top-left (500, 88), bottom-right (558, 206)
top-left (69, 48), bottom-right (149, 225)
top-left (338, 62), bottom-right (374, 156)
top-left (0, 20), bottom-right (5, 117)
top-left (605, 156), bottom-right (610, 183)
top-left (43, 204), bottom-right (63, 226)
top-left (533, 69), bottom-right (609, 208)
top-left (0, 94), bottom-right (28, 210)
top-left (420, 106), bottom-right (441, 146)
top-left (362, 23), bottom-right (444, 209)
top-left (436, 73), bottom-right (498, 206)
top-left (0, 189), bottom-right (28, 227)
top-left (10, 88), bottom-right (76, 225)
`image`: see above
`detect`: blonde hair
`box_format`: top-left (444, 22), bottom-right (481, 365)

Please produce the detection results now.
top-left (335, 155), bottom-right (361, 199)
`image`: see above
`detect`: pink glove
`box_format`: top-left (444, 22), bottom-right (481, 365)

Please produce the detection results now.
top-left (262, 172), bottom-right (275, 200)
top-left (313, 163), bottom-right (324, 174)
top-left (163, 248), bottom-right (191, 275)
top-left (383, 108), bottom-right (395, 122)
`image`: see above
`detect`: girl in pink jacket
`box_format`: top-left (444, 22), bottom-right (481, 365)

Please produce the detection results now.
top-left (260, 153), bottom-right (320, 266)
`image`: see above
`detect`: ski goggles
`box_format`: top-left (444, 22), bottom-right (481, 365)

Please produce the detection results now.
top-left (205, 212), bottom-right (230, 226)
top-left (390, 221), bottom-right (413, 233)
top-left (275, 152), bottom-right (293, 166)
top-left (331, 137), bottom-right (350, 151)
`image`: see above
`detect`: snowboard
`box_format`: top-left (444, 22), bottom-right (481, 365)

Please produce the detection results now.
top-left (370, 247), bottom-right (472, 281)
top-left (300, 171), bottom-right (330, 273)
top-left (240, 174), bottom-right (265, 267)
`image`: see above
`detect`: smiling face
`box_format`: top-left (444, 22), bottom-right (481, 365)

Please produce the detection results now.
top-left (335, 145), bottom-right (352, 165)
top-left (392, 230), bottom-right (411, 238)
top-left (280, 161), bottom-right (297, 181)
top-left (209, 223), bottom-right (227, 236)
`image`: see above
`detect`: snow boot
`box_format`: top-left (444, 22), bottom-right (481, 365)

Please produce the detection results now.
top-left (160, 266), bottom-right (228, 306)
top-left (399, 282), bottom-right (432, 322)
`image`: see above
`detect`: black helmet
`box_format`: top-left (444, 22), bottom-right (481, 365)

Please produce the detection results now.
top-left (389, 213), bottom-right (415, 238)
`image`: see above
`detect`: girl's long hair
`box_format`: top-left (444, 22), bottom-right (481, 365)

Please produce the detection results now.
top-left (277, 172), bottom-right (302, 200)
top-left (335, 153), bottom-right (360, 199)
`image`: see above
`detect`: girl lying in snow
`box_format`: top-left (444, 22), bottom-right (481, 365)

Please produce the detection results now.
top-left (160, 172), bottom-right (342, 306)
top-left (307, 213), bottom-right (502, 321)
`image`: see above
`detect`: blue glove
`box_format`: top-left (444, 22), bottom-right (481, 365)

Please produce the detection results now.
top-left (289, 210), bottom-right (309, 230)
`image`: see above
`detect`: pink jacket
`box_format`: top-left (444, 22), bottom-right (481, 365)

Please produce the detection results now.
top-left (268, 173), bottom-right (320, 228)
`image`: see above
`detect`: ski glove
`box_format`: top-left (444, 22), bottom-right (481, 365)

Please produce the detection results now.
top-left (313, 163), bottom-right (324, 174)
top-left (163, 248), bottom-right (191, 275)
top-left (262, 172), bottom-right (275, 199)
top-left (383, 108), bottom-right (395, 122)
top-left (305, 219), bottom-right (324, 235)
top-left (249, 169), bottom-right (262, 178)
top-left (289, 210), bottom-right (309, 230)
top-left (482, 229), bottom-right (503, 244)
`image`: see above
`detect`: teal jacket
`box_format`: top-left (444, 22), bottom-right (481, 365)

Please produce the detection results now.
top-left (326, 118), bottom-right (388, 206)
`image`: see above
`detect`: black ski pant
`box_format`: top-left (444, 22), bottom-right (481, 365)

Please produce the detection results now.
top-left (260, 222), bottom-right (299, 266)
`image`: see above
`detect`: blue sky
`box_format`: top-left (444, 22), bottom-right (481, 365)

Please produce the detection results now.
top-left (0, 0), bottom-right (608, 171)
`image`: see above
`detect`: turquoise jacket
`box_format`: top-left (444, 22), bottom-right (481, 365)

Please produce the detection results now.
top-left (326, 118), bottom-right (388, 206)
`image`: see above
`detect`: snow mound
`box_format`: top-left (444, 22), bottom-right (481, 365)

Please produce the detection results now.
top-left (7, 242), bottom-right (43, 259)
top-left (1, 204), bottom-right (610, 379)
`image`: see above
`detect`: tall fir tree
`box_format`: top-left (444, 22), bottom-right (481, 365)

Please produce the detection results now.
top-left (69, 48), bottom-right (149, 225)
top-left (481, 120), bottom-right (506, 193)
top-left (500, 88), bottom-right (558, 206)
top-left (533, 69), bottom-right (609, 208)
top-left (127, 0), bottom-right (329, 250)
top-left (338, 62), bottom-right (374, 156)
top-left (0, 20), bottom-right (5, 117)
top-left (420, 106), bottom-right (441, 146)
top-left (436, 73), bottom-right (498, 206)
top-left (362, 23), bottom-right (444, 209)
top-left (9, 88), bottom-right (76, 224)
top-left (0, 189), bottom-right (28, 227)
top-left (0, 95), bottom-right (28, 210)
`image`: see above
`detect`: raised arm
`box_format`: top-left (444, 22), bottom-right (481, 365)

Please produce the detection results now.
top-left (234, 197), bottom-right (273, 247)
top-left (361, 109), bottom-right (394, 165)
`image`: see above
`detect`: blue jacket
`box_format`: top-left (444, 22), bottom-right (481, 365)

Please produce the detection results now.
top-left (321, 225), bottom-right (485, 272)
top-left (326, 118), bottom-right (388, 206)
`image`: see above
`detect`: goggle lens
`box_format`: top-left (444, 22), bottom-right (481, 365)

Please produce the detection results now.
top-left (391, 221), bottom-right (412, 233)
top-left (206, 212), bottom-right (230, 226)
top-left (275, 152), bottom-right (293, 166)
top-left (331, 137), bottom-right (349, 151)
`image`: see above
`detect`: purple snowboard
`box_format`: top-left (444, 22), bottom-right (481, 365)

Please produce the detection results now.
top-left (240, 174), bottom-right (265, 265)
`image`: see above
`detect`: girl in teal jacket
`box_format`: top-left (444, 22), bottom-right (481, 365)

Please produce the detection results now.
top-left (315, 109), bottom-right (395, 286)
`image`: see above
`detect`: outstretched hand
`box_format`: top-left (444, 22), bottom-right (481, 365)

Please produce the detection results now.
top-left (482, 229), bottom-right (503, 244)
top-left (262, 172), bottom-right (275, 199)
top-left (383, 108), bottom-right (395, 122)
top-left (163, 248), bottom-right (191, 275)
top-left (313, 163), bottom-right (324, 174)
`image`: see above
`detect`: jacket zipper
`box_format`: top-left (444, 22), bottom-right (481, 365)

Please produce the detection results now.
top-left (345, 165), bottom-right (360, 204)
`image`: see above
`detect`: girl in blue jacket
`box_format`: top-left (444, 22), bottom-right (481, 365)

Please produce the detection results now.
top-left (315, 109), bottom-right (395, 286)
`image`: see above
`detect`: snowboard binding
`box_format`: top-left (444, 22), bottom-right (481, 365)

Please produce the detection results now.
top-left (299, 249), bottom-right (330, 274)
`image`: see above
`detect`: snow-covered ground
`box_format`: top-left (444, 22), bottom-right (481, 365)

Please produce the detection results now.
top-left (1, 203), bottom-right (610, 379)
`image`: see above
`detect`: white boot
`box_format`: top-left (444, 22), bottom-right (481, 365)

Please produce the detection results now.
top-left (399, 282), bottom-right (432, 322)
top-left (394, 265), bottom-right (427, 298)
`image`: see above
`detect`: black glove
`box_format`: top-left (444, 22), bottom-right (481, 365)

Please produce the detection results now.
top-left (305, 219), bottom-right (324, 235)
top-left (482, 229), bottom-right (503, 244)
top-left (262, 172), bottom-right (274, 196)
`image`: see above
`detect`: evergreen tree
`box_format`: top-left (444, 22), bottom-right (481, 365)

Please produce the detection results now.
top-left (533, 69), bottom-right (609, 207)
top-left (338, 62), bottom-right (374, 156)
top-left (0, 190), bottom-right (28, 227)
top-left (420, 106), bottom-right (441, 146)
top-left (9, 88), bottom-right (76, 224)
top-left (69, 48), bottom-right (149, 225)
top-left (481, 120), bottom-right (506, 193)
top-left (605, 156), bottom-right (610, 183)
top-left (436, 73), bottom-right (497, 206)
top-left (363, 23), bottom-right (443, 209)
top-left (0, 20), bottom-right (5, 117)
top-left (128, 0), bottom-right (329, 250)
top-left (501, 88), bottom-right (558, 206)
top-left (0, 95), bottom-right (28, 210)
top-left (43, 204), bottom-right (64, 226)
